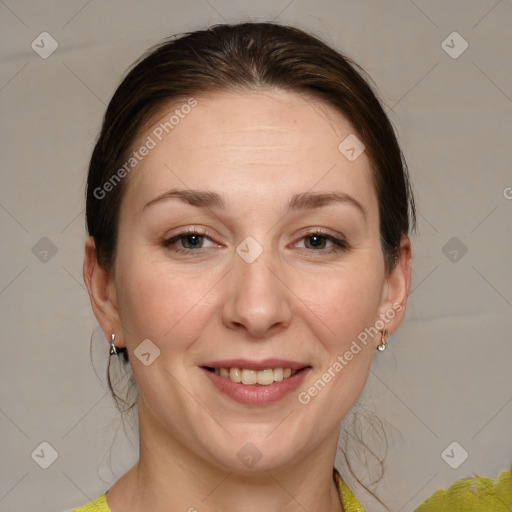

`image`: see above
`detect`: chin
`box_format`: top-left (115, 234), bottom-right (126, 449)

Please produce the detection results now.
top-left (200, 429), bottom-right (307, 474)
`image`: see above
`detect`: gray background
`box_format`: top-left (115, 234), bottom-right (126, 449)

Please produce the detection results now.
top-left (1, 1), bottom-right (511, 511)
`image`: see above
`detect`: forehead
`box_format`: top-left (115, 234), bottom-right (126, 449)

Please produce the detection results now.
top-left (122, 89), bottom-right (377, 218)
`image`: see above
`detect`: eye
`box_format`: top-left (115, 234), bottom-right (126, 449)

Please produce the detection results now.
top-left (162, 228), bottom-right (349, 256)
top-left (294, 230), bottom-right (349, 253)
top-left (162, 228), bottom-right (218, 253)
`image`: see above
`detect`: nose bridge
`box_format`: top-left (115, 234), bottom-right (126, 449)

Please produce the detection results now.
top-left (223, 234), bottom-right (293, 337)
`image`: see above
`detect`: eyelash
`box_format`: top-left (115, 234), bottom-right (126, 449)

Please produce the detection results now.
top-left (162, 228), bottom-right (349, 256)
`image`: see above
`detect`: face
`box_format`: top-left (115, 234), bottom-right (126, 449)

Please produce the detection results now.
top-left (86, 89), bottom-right (410, 473)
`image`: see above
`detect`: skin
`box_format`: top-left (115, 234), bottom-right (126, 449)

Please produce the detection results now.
top-left (83, 88), bottom-right (411, 512)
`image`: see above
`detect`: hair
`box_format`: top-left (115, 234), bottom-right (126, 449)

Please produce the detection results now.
top-left (86, 21), bottom-right (416, 509)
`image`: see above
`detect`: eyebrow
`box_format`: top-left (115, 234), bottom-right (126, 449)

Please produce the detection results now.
top-left (143, 188), bottom-right (366, 218)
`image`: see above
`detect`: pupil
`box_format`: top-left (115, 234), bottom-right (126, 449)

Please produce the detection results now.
top-left (186, 234), bottom-right (201, 248)
top-left (308, 235), bottom-right (324, 248)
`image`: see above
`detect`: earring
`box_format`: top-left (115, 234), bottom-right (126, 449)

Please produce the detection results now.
top-left (377, 329), bottom-right (389, 351)
top-left (109, 333), bottom-right (118, 355)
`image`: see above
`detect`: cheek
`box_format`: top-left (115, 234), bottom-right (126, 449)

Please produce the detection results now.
top-left (116, 251), bottom-right (384, 347)
top-left (300, 271), bottom-right (381, 408)
top-left (293, 261), bottom-right (384, 346)
top-left (115, 255), bottom-right (219, 345)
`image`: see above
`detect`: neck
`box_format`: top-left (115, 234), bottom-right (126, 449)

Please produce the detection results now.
top-left (107, 403), bottom-right (344, 512)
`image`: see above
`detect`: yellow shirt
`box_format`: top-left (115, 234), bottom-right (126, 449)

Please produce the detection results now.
top-left (70, 468), bottom-right (512, 511)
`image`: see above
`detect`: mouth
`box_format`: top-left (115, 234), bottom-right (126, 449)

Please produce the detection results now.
top-left (203, 366), bottom-right (304, 385)
top-left (200, 359), bottom-right (312, 405)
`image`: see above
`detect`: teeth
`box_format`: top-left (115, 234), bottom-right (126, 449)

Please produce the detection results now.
top-left (256, 369), bottom-right (274, 385)
top-left (229, 367), bottom-right (241, 382)
top-left (213, 367), bottom-right (297, 385)
top-left (241, 369), bottom-right (257, 385)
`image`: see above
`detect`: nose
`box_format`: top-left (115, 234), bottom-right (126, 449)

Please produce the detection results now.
top-left (221, 242), bottom-right (293, 339)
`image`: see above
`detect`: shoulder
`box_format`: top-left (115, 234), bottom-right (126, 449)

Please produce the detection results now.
top-left (414, 469), bottom-right (512, 512)
top-left (68, 492), bottom-right (110, 512)
top-left (333, 468), bottom-right (365, 512)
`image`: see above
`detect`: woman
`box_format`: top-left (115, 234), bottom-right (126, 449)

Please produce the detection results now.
top-left (74, 22), bottom-right (511, 512)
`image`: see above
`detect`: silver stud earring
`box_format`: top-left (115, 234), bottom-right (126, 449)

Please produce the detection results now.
top-left (377, 329), bottom-right (389, 351)
top-left (109, 333), bottom-right (118, 355)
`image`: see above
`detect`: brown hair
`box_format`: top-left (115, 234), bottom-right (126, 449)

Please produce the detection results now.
top-left (86, 22), bottom-right (415, 509)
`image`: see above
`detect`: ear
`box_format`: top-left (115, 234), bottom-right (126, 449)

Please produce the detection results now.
top-left (83, 236), bottom-right (125, 348)
top-left (374, 235), bottom-right (412, 347)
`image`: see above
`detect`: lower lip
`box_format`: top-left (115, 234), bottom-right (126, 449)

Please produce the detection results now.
top-left (201, 367), bottom-right (311, 406)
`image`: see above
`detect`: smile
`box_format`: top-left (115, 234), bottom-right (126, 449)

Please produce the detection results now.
top-left (201, 362), bottom-right (311, 405)
top-left (206, 367), bottom-right (297, 385)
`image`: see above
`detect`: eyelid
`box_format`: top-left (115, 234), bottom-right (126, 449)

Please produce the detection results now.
top-left (297, 227), bottom-right (347, 239)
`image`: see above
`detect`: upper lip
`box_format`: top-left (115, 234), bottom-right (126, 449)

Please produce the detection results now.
top-left (200, 359), bottom-right (310, 371)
